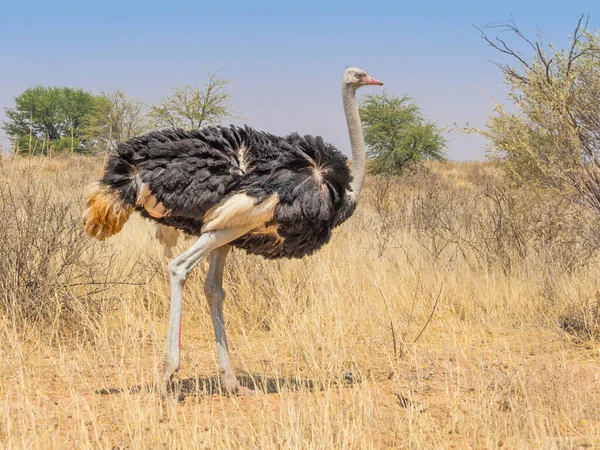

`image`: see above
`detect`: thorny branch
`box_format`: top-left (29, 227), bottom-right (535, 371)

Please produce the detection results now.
top-left (472, 15), bottom-right (600, 220)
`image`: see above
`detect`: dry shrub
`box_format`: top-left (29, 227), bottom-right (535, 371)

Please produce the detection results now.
top-left (363, 163), bottom-right (597, 277)
top-left (0, 156), bottom-right (142, 330)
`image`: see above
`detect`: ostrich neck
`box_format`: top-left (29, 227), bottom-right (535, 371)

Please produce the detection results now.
top-left (342, 84), bottom-right (365, 200)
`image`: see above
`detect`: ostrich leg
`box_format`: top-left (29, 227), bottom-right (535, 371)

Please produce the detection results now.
top-left (160, 226), bottom-right (252, 393)
top-left (204, 245), bottom-right (255, 395)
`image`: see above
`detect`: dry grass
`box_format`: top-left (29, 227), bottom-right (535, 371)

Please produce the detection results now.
top-left (1, 155), bottom-right (599, 449)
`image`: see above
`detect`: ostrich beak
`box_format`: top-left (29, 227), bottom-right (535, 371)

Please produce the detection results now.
top-left (363, 76), bottom-right (383, 86)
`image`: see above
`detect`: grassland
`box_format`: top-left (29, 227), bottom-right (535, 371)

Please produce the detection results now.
top-left (1, 155), bottom-right (599, 449)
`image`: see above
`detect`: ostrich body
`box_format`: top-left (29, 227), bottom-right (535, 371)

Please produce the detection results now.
top-left (83, 68), bottom-right (382, 394)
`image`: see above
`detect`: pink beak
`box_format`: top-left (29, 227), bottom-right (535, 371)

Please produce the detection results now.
top-left (363, 76), bottom-right (383, 86)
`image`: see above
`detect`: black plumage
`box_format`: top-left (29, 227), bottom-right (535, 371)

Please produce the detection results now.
top-left (101, 125), bottom-right (355, 259)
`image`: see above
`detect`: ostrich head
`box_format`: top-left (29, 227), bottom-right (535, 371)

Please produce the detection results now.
top-left (342, 67), bottom-right (383, 89)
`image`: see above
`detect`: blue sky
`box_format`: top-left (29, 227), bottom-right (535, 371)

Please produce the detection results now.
top-left (1, 0), bottom-right (599, 159)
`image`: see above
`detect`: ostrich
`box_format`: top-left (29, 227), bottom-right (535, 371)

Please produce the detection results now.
top-left (83, 67), bottom-right (383, 395)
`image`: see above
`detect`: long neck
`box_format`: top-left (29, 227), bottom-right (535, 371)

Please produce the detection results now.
top-left (342, 83), bottom-right (365, 200)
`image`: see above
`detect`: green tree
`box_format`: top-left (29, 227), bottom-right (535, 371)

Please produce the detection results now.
top-left (149, 69), bottom-right (239, 130)
top-left (360, 92), bottom-right (447, 175)
top-left (473, 16), bottom-right (600, 217)
top-left (2, 86), bottom-right (95, 154)
top-left (83, 90), bottom-right (150, 154)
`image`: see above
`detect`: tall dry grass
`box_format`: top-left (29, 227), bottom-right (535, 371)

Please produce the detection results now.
top-left (1, 155), bottom-right (599, 449)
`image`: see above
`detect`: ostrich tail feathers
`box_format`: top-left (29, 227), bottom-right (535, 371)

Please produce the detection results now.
top-left (83, 182), bottom-right (133, 240)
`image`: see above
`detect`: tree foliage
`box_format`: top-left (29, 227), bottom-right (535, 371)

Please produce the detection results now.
top-left (2, 86), bottom-right (95, 154)
top-left (2, 70), bottom-right (242, 155)
top-left (83, 90), bottom-right (150, 154)
top-left (360, 92), bottom-right (447, 175)
top-left (473, 16), bottom-right (600, 217)
top-left (149, 69), bottom-right (239, 130)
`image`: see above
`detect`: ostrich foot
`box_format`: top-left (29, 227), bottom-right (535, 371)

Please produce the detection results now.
top-left (155, 377), bottom-right (174, 401)
top-left (220, 372), bottom-right (260, 397)
top-left (233, 384), bottom-right (260, 397)
top-left (155, 363), bottom-right (180, 400)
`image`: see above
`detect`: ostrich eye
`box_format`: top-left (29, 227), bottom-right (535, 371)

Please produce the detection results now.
top-left (356, 72), bottom-right (366, 79)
